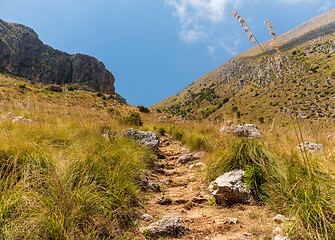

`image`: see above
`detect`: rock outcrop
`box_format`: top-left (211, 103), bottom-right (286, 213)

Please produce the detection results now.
top-left (219, 122), bottom-right (262, 138)
top-left (123, 128), bottom-right (160, 151)
top-left (0, 112), bottom-right (33, 123)
top-left (210, 169), bottom-right (251, 206)
top-left (295, 142), bottom-right (324, 155)
top-left (142, 213), bottom-right (189, 238)
top-left (0, 19), bottom-right (115, 93)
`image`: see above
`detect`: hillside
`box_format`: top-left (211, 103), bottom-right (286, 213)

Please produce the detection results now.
top-left (0, 72), bottom-right (334, 239)
top-left (0, 19), bottom-right (115, 94)
top-left (152, 9), bottom-right (335, 123)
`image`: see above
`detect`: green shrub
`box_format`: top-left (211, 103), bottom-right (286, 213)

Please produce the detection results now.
top-left (137, 106), bottom-right (150, 113)
top-left (125, 113), bottom-right (142, 126)
top-left (107, 108), bottom-right (121, 118)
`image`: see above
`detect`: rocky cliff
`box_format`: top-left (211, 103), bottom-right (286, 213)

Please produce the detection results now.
top-left (0, 19), bottom-right (115, 93)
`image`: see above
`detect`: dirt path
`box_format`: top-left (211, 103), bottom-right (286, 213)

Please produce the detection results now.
top-left (137, 137), bottom-right (278, 239)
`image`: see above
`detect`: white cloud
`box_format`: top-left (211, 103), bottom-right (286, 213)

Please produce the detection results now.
top-left (181, 29), bottom-right (206, 42)
top-left (278, 0), bottom-right (317, 4)
top-left (207, 45), bottom-right (217, 59)
top-left (319, 1), bottom-right (332, 11)
top-left (165, 0), bottom-right (240, 42)
top-left (221, 38), bottom-right (241, 56)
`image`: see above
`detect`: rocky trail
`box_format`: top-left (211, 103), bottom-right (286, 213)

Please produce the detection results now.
top-left (136, 136), bottom-right (283, 240)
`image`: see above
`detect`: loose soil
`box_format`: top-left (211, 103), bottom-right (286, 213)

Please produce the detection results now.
top-left (137, 137), bottom-right (279, 239)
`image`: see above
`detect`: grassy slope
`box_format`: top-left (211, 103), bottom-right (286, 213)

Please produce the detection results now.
top-left (0, 74), bottom-right (157, 239)
top-left (0, 73), bottom-right (334, 239)
top-left (152, 9), bottom-right (335, 123)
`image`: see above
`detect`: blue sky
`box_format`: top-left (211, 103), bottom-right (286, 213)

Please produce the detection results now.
top-left (0, 0), bottom-right (334, 106)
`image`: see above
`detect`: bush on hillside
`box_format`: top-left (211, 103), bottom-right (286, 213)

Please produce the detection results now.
top-left (126, 113), bottom-right (143, 126)
top-left (137, 106), bottom-right (150, 113)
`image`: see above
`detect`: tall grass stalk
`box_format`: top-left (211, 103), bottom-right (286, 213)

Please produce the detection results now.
top-left (229, 12), bottom-right (335, 238)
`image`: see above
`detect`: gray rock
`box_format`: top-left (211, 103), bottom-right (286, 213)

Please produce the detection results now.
top-left (176, 153), bottom-right (200, 164)
top-left (295, 142), bottom-right (324, 155)
top-left (211, 169), bottom-right (251, 206)
top-left (141, 214), bottom-right (154, 222)
top-left (1, 112), bottom-right (33, 123)
top-left (148, 182), bottom-right (161, 193)
top-left (123, 128), bottom-right (160, 151)
top-left (142, 213), bottom-right (189, 238)
top-left (189, 162), bottom-right (205, 169)
top-left (219, 123), bottom-right (262, 138)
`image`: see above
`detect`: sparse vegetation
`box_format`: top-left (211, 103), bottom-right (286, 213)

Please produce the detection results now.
top-left (1, 9), bottom-right (335, 240)
top-left (0, 76), bottom-right (156, 238)
top-left (137, 105), bottom-right (150, 113)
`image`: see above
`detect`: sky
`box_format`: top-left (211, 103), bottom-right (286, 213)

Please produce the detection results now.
top-left (0, 0), bottom-right (334, 106)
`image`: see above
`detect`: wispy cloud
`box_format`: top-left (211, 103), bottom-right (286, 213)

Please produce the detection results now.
top-left (319, 1), bottom-right (332, 11)
top-left (278, 0), bottom-right (317, 4)
top-left (165, 0), bottom-right (240, 42)
top-left (181, 27), bottom-right (206, 43)
top-left (221, 38), bottom-right (241, 56)
top-left (207, 45), bottom-right (217, 59)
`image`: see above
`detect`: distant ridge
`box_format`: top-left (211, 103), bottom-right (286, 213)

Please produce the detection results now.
top-left (0, 19), bottom-right (115, 93)
top-left (238, 8), bottom-right (335, 58)
top-left (152, 8), bottom-right (335, 121)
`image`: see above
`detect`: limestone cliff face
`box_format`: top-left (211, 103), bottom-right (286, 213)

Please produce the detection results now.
top-left (0, 19), bottom-right (115, 93)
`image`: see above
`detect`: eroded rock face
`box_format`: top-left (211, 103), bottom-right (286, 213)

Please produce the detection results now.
top-left (295, 142), bottom-right (324, 155)
top-left (219, 123), bottom-right (262, 138)
top-left (123, 128), bottom-right (160, 151)
top-left (0, 19), bottom-right (115, 93)
top-left (211, 169), bottom-right (251, 206)
top-left (142, 213), bottom-right (189, 238)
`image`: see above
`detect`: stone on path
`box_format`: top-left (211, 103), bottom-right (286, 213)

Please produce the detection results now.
top-left (142, 213), bottom-right (189, 238)
top-left (123, 128), bottom-right (160, 151)
top-left (189, 162), bottom-right (205, 169)
top-left (176, 153), bottom-right (200, 164)
top-left (210, 169), bottom-right (251, 206)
